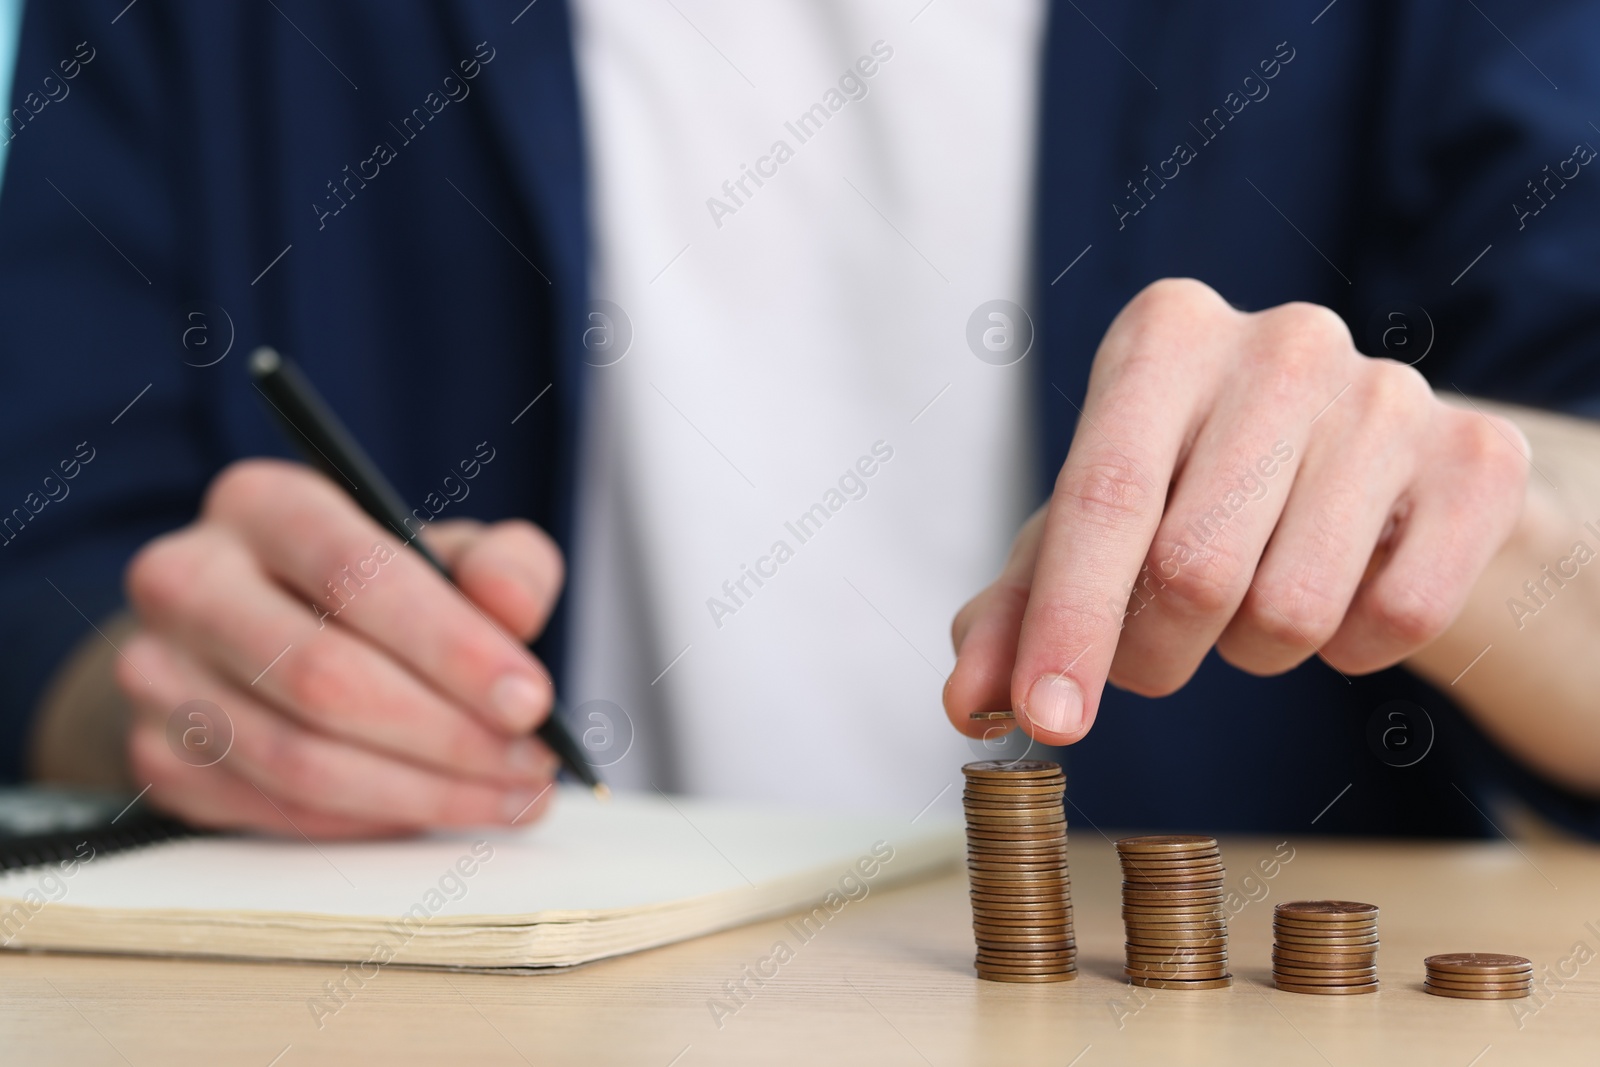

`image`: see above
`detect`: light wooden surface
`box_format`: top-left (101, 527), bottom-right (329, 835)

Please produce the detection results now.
top-left (1, 833), bottom-right (1597, 1066)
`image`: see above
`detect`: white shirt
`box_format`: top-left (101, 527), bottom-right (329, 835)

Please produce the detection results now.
top-left (567, 0), bottom-right (1044, 812)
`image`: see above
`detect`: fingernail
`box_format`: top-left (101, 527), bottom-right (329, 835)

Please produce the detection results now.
top-left (506, 738), bottom-right (554, 778)
top-left (489, 674), bottom-right (544, 731)
top-left (1022, 673), bottom-right (1083, 737)
top-left (502, 789), bottom-right (542, 824)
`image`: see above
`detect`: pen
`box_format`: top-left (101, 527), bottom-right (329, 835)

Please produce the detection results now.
top-left (247, 346), bottom-right (607, 799)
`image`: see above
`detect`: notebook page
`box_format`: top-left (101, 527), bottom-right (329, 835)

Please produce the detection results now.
top-left (0, 789), bottom-right (962, 920)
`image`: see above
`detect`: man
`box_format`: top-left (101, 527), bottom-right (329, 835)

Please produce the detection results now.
top-left (1, 0), bottom-right (1597, 839)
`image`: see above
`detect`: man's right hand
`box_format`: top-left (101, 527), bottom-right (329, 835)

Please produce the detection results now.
top-left (116, 460), bottom-right (564, 838)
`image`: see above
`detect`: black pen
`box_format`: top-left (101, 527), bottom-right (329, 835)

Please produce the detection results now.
top-left (247, 346), bottom-right (606, 799)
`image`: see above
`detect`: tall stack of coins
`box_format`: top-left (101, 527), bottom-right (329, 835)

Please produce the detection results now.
top-left (962, 760), bottom-right (1075, 983)
top-left (1117, 835), bottom-right (1231, 989)
top-left (1272, 901), bottom-right (1380, 994)
top-left (1424, 953), bottom-right (1533, 1000)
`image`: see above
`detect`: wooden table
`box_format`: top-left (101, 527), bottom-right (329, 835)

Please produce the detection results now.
top-left (1, 834), bottom-right (1596, 1066)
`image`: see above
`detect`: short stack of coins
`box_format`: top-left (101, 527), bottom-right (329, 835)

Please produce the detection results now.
top-left (1117, 835), bottom-right (1231, 989)
top-left (1424, 953), bottom-right (1533, 1000)
top-left (1272, 901), bottom-right (1380, 994)
top-left (962, 759), bottom-right (1076, 983)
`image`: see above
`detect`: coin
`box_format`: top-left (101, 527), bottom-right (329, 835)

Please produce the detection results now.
top-left (1274, 913), bottom-right (1378, 927)
top-left (960, 783), bottom-right (1062, 799)
top-left (1117, 847), bottom-right (1221, 859)
top-left (967, 859), bottom-right (1069, 872)
top-left (1271, 966), bottom-right (1379, 983)
top-left (1424, 953), bottom-right (1533, 976)
top-left (1423, 982), bottom-right (1529, 1000)
top-left (971, 897), bottom-right (1070, 908)
top-left (1124, 956), bottom-right (1228, 971)
top-left (972, 910), bottom-right (1074, 924)
top-left (1274, 978), bottom-right (1379, 995)
top-left (976, 955), bottom-right (1077, 970)
top-left (1122, 871), bottom-right (1226, 883)
top-left (1274, 927), bottom-right (1378, 942)
top-left (975, 969), bottom-right (1077, 983)
top-left (966, 908), bottom-right (1068, 921)
top-left (1422, 975), bottom-right (1532, 992)
top-left (966, 837), bottom-right (1071, 850)
top-left (965, 799), bottom-right (1064, 811)
top-left (1126, 929), bottom-right (1230, 942)
top-left (1126, 975), bottom-right (1233, 989)
top-left (1128, 965), bottom-right (1230, 981)
top-left (1116, 835), bottom-right (1219, 854)
top-left (1125, 949), bottom-right (1228, 964)
top-left (978, 944), bottom-right (1077, 959)
top-left (1120, 870), bottom-right (1224, 883)
top-left (1122, 906), bottom-right (1228, 920)
top-left (1117, 853), bottom-right (1222, 866)
top-left (974, 936), bottom-right (1077, 950)
top-left (974, 954), bottom-right (1078, 968)
top-left (1274, 901), bottom-right (1379, 922)
top-left (1122, 890), bottom-right (1226, 905)
top-left (1272, 933), bottom-right (1379, 949)
top-left (966, 823), bottom-right (1066, 834)
top-left (963, 760), bottom-right (1062, 778)
top-left (974, 912), bottom-right (1076, 925)
top-left (970, 871), bottom-right (1070, 882)
top-left (963, 806), bottom-right (1067, 818)
top-left (1127, 960), bottom-right (1228, 973)
top-left (974, 957), bottom-right (1078, 969)
top-left (1273, 919), bottom-right (1378, 935)
top-left (972, 919), bottom-right (1075, 933)
top-left (1120, 858), bottom-right (1222, 868)
top-left (1127, 936), bottom-right (1228, 950)
top-left (1271, 950), bottom-right (1379, 968)
top-left (963, 784), bottom-right (1062, 796)
top-left (1273, 927), bottom-right (1376, 940)
top-left (1121, 879), bottom-right (1225, 892)
top-left (1120, 865), bottom-right (1224, 878)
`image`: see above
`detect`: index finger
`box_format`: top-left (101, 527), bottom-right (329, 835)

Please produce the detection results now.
top-left (1011, 281), bottom-right (1221, 744)
top-left (205, 460), bottom-right (554, 734)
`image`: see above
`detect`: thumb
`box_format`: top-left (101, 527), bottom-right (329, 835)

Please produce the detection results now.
top-left (943, 508), bottom-right (1046, 738)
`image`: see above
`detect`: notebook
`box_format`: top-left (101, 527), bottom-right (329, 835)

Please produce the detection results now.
top-left (0, 786), bottom-right (962, 972)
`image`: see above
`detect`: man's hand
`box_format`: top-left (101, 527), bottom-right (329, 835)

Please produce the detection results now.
top-left (944, 278), bottom-right (1530, 746)
top-left (117, 460), bottom-right (564, 838)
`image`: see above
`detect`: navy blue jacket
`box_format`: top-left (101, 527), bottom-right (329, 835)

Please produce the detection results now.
top-left (1, 0), bottom-right (1597, 836)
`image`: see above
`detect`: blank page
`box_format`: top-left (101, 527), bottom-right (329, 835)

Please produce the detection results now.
top-left (0, 789), bottom-right (962, 922)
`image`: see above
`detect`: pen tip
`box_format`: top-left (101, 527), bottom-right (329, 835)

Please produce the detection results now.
top-left (593, 783), bottom-right (612, 802)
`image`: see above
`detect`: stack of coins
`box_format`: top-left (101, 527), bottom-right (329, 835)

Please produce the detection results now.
top-left (1272, 901), bottom-right (1380, 994)
top-left (1117, 835), bottom-right (1231, 989)
top-left (1424, 953), bottom-right (1533, 1000)
top-left (962, 760), bottom-right (1075, 983)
